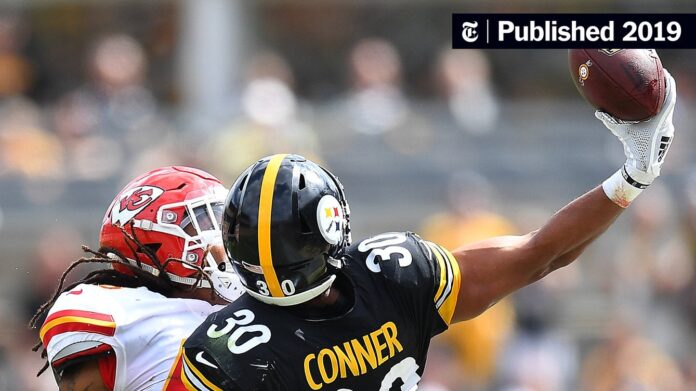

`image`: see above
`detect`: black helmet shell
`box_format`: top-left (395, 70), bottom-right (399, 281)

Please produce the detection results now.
top-left (222, 154), bottom-right (351, 305)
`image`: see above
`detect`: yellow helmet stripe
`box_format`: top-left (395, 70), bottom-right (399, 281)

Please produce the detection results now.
top-left (258, 154), bottom-right (288, 297)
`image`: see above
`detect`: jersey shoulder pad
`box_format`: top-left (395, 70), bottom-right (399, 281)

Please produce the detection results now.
top-left (348, 231), bottom-right (443, 286)
top-left (349, 231), bottom-right (461, 326)
top-left (40, 284), bottom-right (122, 363)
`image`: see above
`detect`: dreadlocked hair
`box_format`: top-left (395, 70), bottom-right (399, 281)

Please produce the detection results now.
top-left (28, 222), bottom-right (217, 377)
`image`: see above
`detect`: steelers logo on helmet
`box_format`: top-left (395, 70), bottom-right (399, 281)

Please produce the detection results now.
top-left (316, 194), bottom-right (344, 245)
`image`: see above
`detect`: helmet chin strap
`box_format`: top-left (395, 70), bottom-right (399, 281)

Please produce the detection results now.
top-left (246, 274), bottom-right (337, 306)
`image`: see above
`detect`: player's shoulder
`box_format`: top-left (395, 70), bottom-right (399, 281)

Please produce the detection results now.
top-left (344, 231), bottom-right (448, 277)
top-left (41, 284), bottom-right (165, 352)
top-left (46, 283), bottom-right (163, 318)
top-left (40, 284), bottom-right (120, 367)
top-left (346, 231), bottom-right (431, 259)
top-left (185, 295), bottom-right (277, 351)
top-left (344, 231), bottom-right (461, 326)
top-left (44, 284), bottom-right (120, 323)
top-left (182, 298), bottom-right (285, 390)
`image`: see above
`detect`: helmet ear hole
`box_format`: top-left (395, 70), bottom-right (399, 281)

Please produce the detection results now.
top-left (298, 174), bottom-right (306, 190)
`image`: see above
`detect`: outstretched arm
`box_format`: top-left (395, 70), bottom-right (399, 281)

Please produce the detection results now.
top-left (451, 70), bottom-right (677, 323)
top-left (452, 186), bottom-right (620, 321)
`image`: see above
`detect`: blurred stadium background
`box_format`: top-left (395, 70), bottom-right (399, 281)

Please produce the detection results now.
top-left (0, 1), bottom-right (695, 390)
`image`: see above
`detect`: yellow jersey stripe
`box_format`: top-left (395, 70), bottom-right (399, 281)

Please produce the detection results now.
top-left (39, 316), bottom-right (116, 340)
top-left (439, 248), bottom-right (461, 325)
top-left (431, 244), bottom-right (453, 308)
top-left (181, 367), bottom-right (198, 391)
top-left (183, 351), bottom-right (223, 391)
top-left (427, 242), bottom-right (448, 305)
top-left (258, 153), bottom-right (288, 298)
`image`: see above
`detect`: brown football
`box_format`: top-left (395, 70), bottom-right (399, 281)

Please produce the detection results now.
top-left (569, 49), bottom-right (666, 121)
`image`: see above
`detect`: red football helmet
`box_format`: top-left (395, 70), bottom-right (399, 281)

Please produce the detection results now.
top-left (99, 166), bottom-right (243, 302)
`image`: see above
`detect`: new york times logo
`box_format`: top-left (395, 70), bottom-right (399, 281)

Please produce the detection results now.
top-left (461, 21), bottom-right (479, 42)
top-left (452, 14), bottom-right (694, 49)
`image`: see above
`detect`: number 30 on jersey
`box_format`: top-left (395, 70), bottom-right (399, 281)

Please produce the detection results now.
top-left (206, 309), bottom-right (271, 354)
top-left (359, 233), bottom-right (413, 273)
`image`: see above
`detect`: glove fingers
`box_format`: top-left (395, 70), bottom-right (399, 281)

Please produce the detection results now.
top-left (663, 68), bottom-right (674, 92)
top-left (661, 69), bottom-right (677, 118)
top-left (595, 111), bottom-right (627, 138)
top-left (647, 68), bottom-right (677, 136)
top-left (595, 110), bottom-right (616, 124)
top-left (594, 111), bottom-right (625, 129)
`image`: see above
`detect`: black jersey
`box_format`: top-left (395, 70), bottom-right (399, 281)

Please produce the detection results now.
top-left (179, 232), bottom-right (461, 391)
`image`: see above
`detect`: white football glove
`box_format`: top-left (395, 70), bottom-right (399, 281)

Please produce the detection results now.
top-left (595, 69), bottom-right (677, 187)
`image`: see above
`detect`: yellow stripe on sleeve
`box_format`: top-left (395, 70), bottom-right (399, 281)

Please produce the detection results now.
top-left (257, 154), bottom-right (288, 297)
top-left (427, 242), bottom-right (448, 304)
top-left (181, 368), bottom-right (198, 391)
top-left (39, 316), bottom-right (116, 341)
top-left (439, 248), bottom-right (462, 325)
top-left (183, 351), bottom-right (223, 391)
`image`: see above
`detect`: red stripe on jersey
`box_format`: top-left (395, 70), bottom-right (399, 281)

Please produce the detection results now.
top-left (45, 310), bottom-right (114, 324)
top-left (42, 321), bottom-right (116, 348)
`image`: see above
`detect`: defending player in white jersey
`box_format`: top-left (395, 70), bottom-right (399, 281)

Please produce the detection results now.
top-left (29, 166), bottom-right (244, 391)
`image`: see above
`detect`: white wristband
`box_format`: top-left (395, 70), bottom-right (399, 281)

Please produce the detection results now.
top-left (602, 166), bottom-right (650, 208)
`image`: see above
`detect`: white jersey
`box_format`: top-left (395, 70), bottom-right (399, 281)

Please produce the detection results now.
top-left (40, 283), bottom-right (223, 391)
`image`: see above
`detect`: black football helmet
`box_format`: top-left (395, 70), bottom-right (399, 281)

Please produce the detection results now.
top-left (222, 154), bottom-right (351, 306)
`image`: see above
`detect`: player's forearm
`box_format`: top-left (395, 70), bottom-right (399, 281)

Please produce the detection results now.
top-left (450, 187), bottom-right (623, 322)
top-left (525, 186), bottom-right (622, 277)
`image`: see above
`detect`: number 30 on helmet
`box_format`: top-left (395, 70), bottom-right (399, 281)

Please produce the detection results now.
top-left (222, 154), bottom-right (352, 306)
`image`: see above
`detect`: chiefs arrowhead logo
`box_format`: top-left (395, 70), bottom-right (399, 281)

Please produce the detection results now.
top-left (111, 185), bottom-right (164, 225)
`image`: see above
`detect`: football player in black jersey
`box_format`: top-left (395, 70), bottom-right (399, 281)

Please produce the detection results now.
top-left (176, 72), bottom-right (677, 390)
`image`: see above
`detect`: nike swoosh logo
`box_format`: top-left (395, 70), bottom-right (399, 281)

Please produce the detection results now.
top-left (195, 352), bottom-right (218, 369)
top-left (68, 288), bottom-right (83, 295)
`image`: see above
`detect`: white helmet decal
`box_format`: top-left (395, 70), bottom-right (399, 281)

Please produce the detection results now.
top-left (111, 185), bottom-right (164, 225)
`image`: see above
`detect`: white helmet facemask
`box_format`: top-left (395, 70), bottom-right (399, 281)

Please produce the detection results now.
top-left (129, 192), bottom-right (245, 302)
